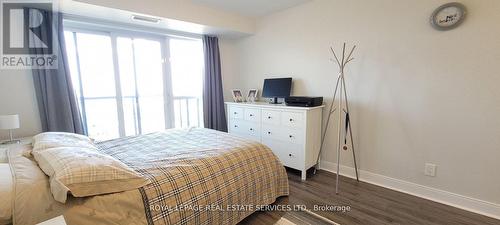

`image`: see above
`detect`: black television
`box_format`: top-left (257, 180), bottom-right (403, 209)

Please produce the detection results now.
top-left (262, 78), bottom-right (292, 104)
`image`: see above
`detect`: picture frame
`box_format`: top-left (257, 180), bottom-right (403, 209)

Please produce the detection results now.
top-left (247, 89), bottom-right (258, 102)
top-left (231, 89), bottom-right (244, 102)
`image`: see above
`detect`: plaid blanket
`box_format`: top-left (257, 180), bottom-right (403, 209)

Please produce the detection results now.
top-left (97, 128), bottom-right (289, 225)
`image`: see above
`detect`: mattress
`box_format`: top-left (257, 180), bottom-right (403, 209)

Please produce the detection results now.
top-left (0, 163), bottom-right (12, 225)
top-left (9, 128), bottom-right (289, 225)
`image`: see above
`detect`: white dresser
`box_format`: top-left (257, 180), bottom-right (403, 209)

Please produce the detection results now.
top-left (225, 102), bottom-right (324, 180)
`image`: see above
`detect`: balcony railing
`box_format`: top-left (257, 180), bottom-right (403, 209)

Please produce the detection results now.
top-left (173, 96), bottom-right (203, 128)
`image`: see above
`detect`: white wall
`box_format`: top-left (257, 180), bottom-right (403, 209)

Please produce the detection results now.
top-left (219, 39), bottom-right (241, 102)
top-left (0, 69), bottom-right (42, 140)
top-left (221, 0), bottom-right (500, 207)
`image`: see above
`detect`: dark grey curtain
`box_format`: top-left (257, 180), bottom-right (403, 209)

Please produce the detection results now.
top-left (31, 11), bottom-right (85, 134)
top-left (202, 36), bottom-right (227, 132)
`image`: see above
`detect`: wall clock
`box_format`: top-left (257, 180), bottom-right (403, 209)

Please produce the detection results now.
top-left (430, 2), bottom-right (467, 31)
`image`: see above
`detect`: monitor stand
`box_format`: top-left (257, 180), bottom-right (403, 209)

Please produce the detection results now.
top-left (269, 97), bottom-right (280, 104)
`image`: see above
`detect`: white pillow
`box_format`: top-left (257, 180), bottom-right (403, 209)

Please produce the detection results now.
top-left (33, 147), bottom-right (149, 203)
top-left (32, 132), bottom-right (96, 153)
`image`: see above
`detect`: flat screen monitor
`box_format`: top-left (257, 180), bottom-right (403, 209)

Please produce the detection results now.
top-left (262, 78), bottom-right (292, 104)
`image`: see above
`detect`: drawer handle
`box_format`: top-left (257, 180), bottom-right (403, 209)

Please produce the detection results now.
top-left (267, 116), bottom-right (272, 119)
top-left (289, 135), bottom-right (293, 138)
top-left (249, 114), bottom-right (254, 117)
top-left (289, 118), bottom-right (293, 122)
top-left (234, 112), bottom-right (238, 114)
top-left (249, 128), bottom-right (254, 131)
top-left (267, 131), bottom-right (271, 134)
top-left (289, 154), bottom-right (292, 157)
top-left (234, 125), bottom-right (238, 128)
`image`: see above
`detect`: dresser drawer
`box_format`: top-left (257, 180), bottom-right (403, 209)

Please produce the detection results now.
top-left (229, 120), bottom-right (245, 134)
top-left (262, 125), bottom-right (303, 144)
top-left (261, 125), bottom-right (281, 140)
top-left (244, 108), bottom-right (261, 122)
top-left (283, 129), bottom-right (303, 144)
top-left (261, 139), bottom-right (284, 162)
top-left (229, 107), bottom-right (244, 119)
top-left (262, 110), bottom-right (281, 125)
top-left (243, 122), bottom-right (260, 137)
top-left (281, 112), bottom-right (303, 127)
top-left (280, 143), bottom-right (303, 170)
top-left (229, 120), bottom-right (261, 141)
top-left (262, 139), bottom-right (303, 170)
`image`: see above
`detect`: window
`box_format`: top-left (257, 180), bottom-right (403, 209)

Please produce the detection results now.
top-left (170, 39), bottom-right (204, 128)
top-left (116, 37), bottom-right (166, 135)
top-left (64, 27), bottom-right (204, 141)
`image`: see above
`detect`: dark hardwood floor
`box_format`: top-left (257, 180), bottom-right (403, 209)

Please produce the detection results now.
top-left (240, 168), bottom-right (500, 225)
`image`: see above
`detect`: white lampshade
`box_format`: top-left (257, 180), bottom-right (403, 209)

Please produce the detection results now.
top-left (0, 115), bottom-right (20, 130)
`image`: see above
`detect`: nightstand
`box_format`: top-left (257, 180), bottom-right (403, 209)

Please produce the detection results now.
top-left (37, 216), bottom-right (67, 225)
top-left (0, 136), bottom-right (32, 163)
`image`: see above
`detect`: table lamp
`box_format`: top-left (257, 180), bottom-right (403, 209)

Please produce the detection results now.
top-left (0, 115), bottom-right (21, 144)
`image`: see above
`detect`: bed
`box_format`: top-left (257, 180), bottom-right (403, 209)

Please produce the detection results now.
top-left (0, 163), bottom-right (13, 225)
top-left (5, 128), bottom-right (289, 225)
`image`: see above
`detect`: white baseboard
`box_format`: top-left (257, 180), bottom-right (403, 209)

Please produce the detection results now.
top-left (319, 161), bottom-right (500, 220)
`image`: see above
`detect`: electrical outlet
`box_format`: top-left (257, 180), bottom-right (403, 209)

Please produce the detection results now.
top-left (424, 163), bottom-right (437, 177)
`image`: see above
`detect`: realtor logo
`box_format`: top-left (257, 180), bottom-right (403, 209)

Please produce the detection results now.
top-left (1, 1), bottom-right (58, 69)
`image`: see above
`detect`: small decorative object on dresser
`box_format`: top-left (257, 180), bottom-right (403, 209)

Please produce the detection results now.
top-left (231, 89), bottom-right (244, 102)
top-left (0, 114), bottom-right (20, 144)
top-left (226, 101), bottom-right (324, 181)
top-left (247, 89), bottom-right (258, 102)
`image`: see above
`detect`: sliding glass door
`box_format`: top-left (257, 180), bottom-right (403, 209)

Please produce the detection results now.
top-left (65, 32), bottom-right (120, 140)
top-left (64, 28), bottom-right (204, 140)
top-left (116, 37), bottom-right (167, 136)
top-left (169, 38), bottom-right (204, 128)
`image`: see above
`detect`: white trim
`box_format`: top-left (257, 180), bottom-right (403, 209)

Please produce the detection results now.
top-left (110, 33), bottom-right (126, 137)
top-left (161, 37), bottom-right (175, 129)
top-left (319, 161), bottom-right (500, 220)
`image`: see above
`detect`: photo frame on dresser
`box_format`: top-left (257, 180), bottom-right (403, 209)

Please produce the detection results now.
top-left (247, 89), bottom-right (258, 102)
top-left (231, 89), bottom-right (244, 102)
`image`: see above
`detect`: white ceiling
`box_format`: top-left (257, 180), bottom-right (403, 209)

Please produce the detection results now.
top-left (192, 0), bottom-right (310, 17)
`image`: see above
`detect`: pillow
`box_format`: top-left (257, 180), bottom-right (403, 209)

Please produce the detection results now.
top-left (32, 132), bottom-right (96, 153)
top-left (33, 147), bottom-right (149, 203)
